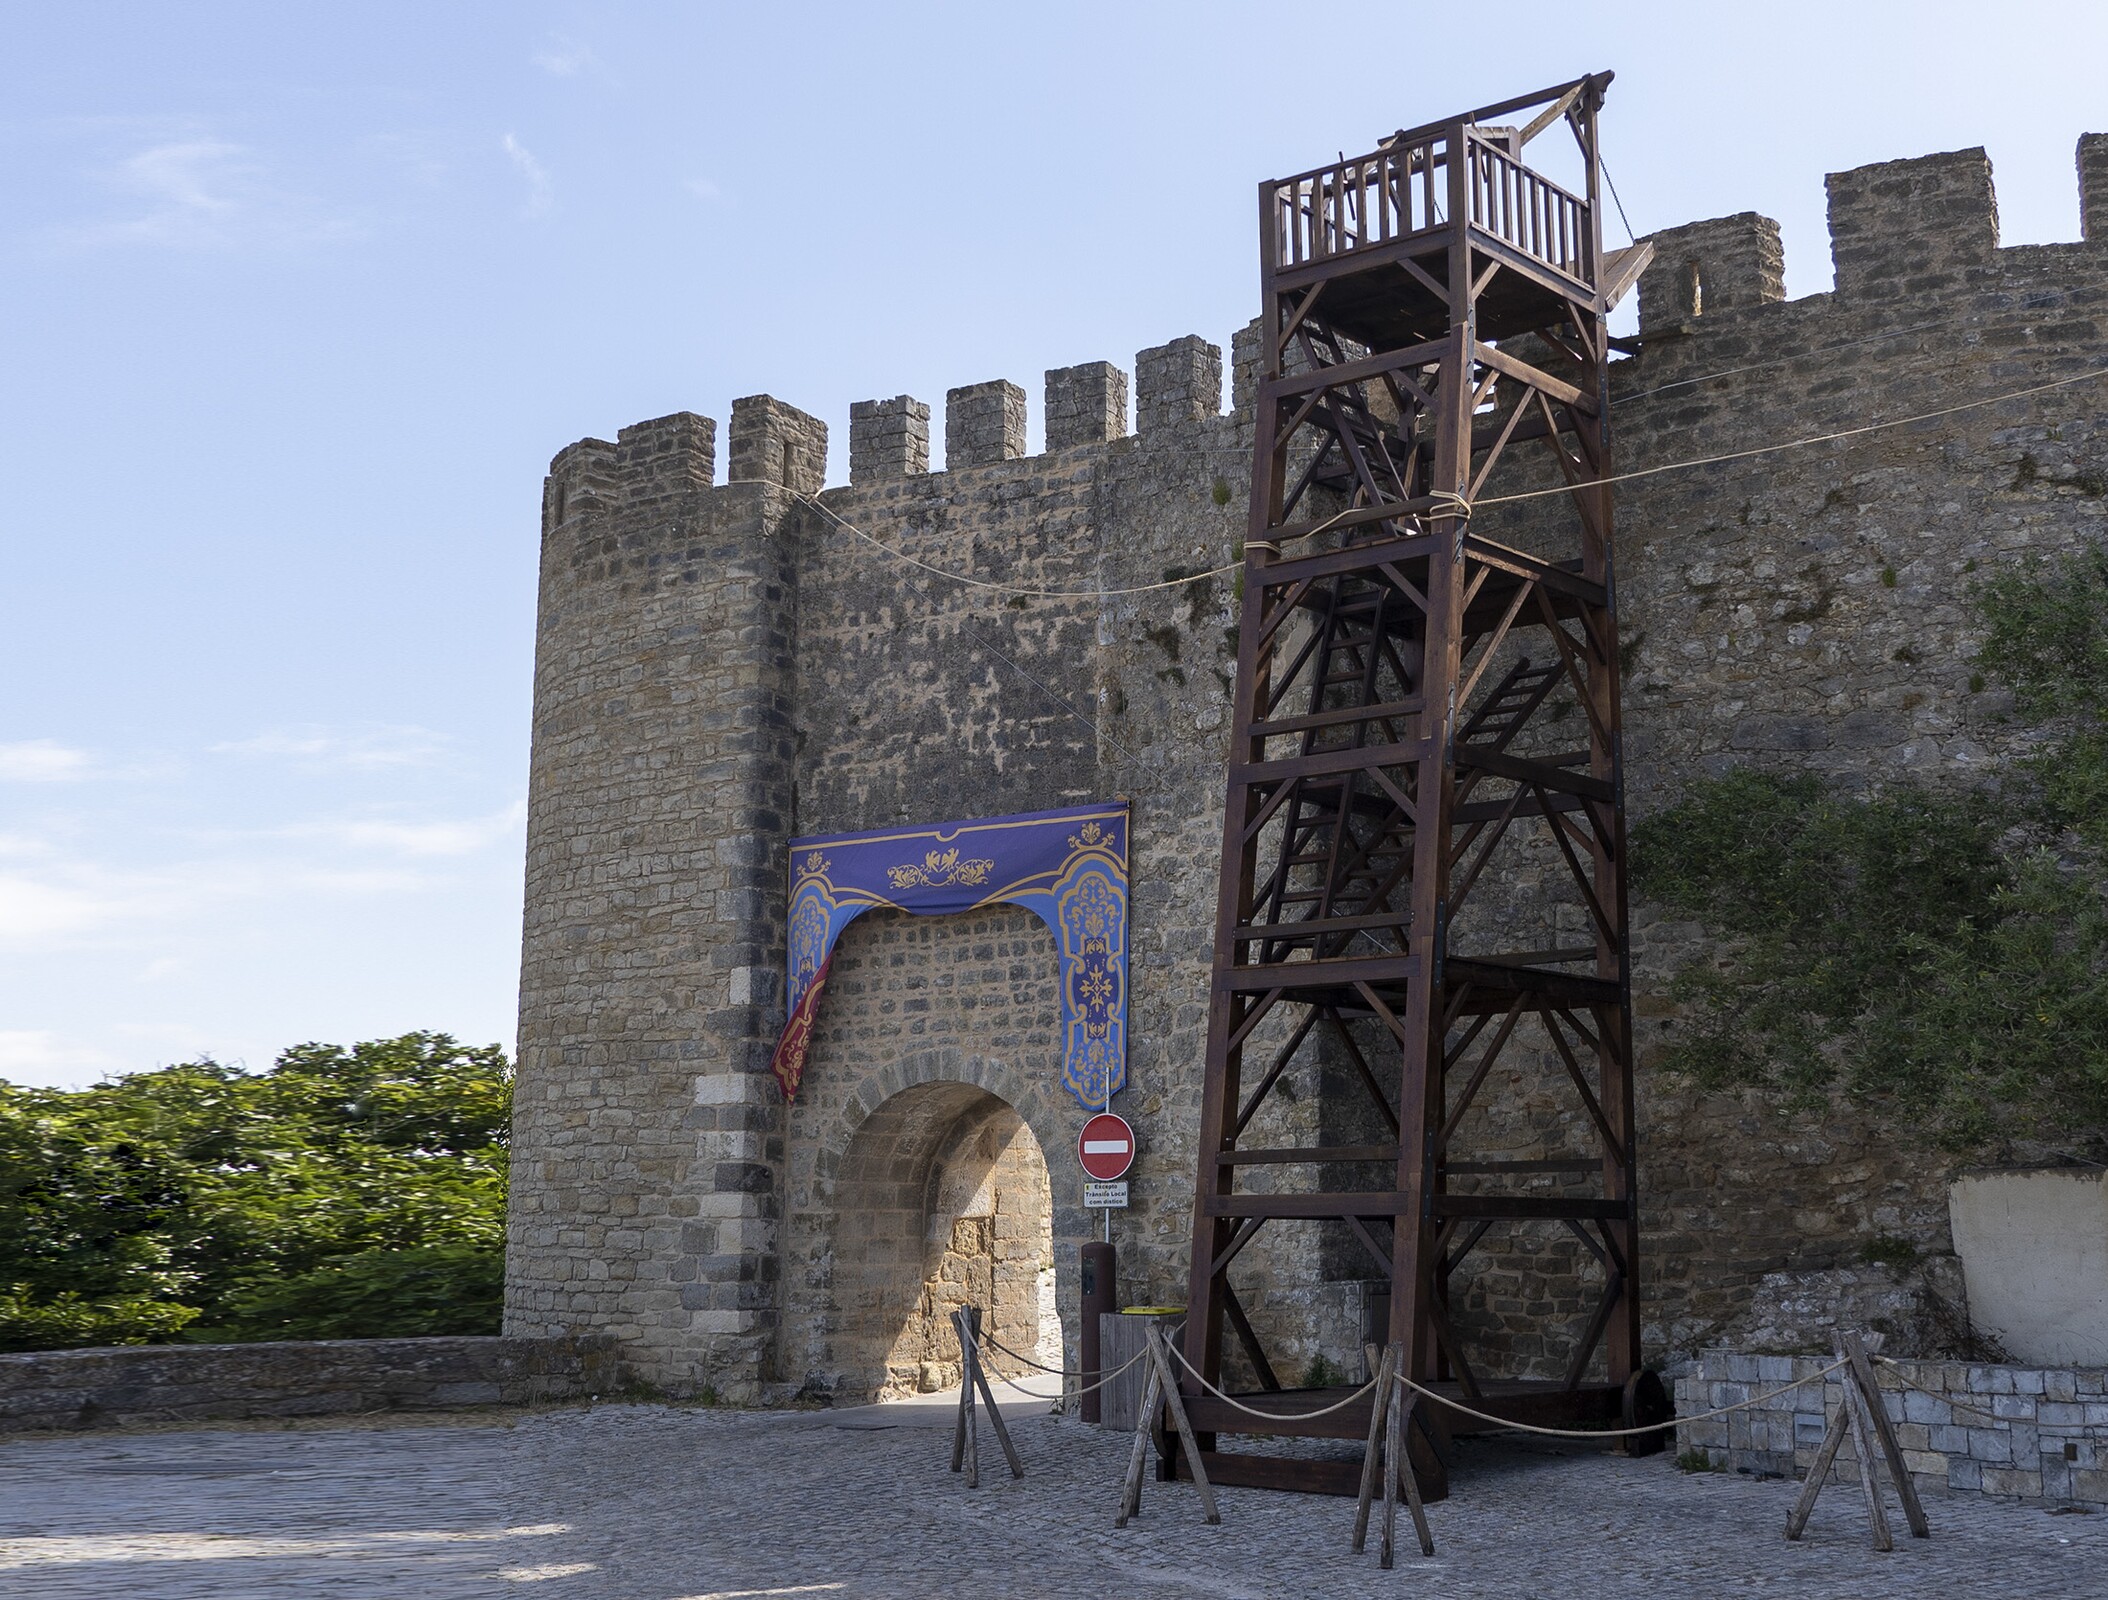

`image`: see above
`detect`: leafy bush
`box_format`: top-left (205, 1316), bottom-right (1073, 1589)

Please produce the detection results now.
top-left (1632, 546), bottom-right (2108, 1158)
top-left (200, 1244), bottom-right (505, 1342)
top-left (0, 1033), bottom-right (510, 1351)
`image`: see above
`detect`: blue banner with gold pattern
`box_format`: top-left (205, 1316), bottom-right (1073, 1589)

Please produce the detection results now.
top-left (773, 802), bottom-right (1128, 1108)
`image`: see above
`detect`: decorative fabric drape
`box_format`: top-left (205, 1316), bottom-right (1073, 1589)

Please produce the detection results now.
top-left (768, 802), bottom-right (1129, 1108)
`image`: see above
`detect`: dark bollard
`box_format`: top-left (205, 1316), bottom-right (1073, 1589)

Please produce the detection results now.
top-left (1080, 1240), bottom-right (1116, 1424)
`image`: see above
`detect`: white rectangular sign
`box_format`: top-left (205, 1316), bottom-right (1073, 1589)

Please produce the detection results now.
top-left (1083, 1180), bottom-right (1129, 1209)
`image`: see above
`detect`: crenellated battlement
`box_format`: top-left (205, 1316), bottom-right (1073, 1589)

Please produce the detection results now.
top-left (1641, 136), bottom-right (2108, 340)
top-left (1826, 147), bottom-right (1999, 300)
top-left (545, 135), bottom-right (2108, 526)
top-left (1637, 213), bottom-right (1784, 332)
top-left (544, 333), bottom-right (1235, 516)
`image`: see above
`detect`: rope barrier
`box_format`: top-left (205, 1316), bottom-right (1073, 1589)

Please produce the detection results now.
top-left (968, 1330), bottom-right (1155, 1402)
top-left (1394, 1359), bottom-right (1852, 1440)
top-left (958, 1305), bottom-right (2025, 1461)
top-left (1152, 1329), bottom-right (1852, 1436)
top-left (971, 1327), bottom-right (1084, 1375)
top-left (1140, 1346), bottom-right (2029, 1443)
top-left (1872, 1358), bottom-right (2009, 1426)
top-left (1163, 1339), bottom-right (1385, 1421)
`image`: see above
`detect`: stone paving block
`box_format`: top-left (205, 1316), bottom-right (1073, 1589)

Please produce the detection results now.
top-left (6, 1409), bottom-right (2107, 1600)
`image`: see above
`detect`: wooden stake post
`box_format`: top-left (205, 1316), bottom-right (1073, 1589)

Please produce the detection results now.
top-left (1784, 1331), bottom-right (1930, 1551)
top-left (948, 1306), bottom-right (1024, 1488)
top-left (1115, 1324), bottom-right (1220, 1527)
top-left (1352, 1342), bottom-right (1435, 1565)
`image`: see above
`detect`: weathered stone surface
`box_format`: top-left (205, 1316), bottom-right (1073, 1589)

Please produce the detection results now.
top-left (944, 379), bottom-right (1026, 466)
top-left (1713, 1259), bottom-right (1981, 1360)
top-left (849, 395), bottom-right (930, 483)
top-left (1134, 334), bottom-right (1221, 430)
top-left (1637, 212), bottom-right (1785, 333)
top-left (0, 1337), bottom-right (620, 1433)
top-left (729, 394), bottom-right (828, 494)
top-left (1044, 361), bottom-right (1127, 449)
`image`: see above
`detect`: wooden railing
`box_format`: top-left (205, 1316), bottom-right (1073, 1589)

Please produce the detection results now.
top-left (1269, 135), bottom-right (1448, 270)
top-left (1465, 134), bottom-right (1589, 283)
top-left (1267, 128), bottom-right (1593, 288)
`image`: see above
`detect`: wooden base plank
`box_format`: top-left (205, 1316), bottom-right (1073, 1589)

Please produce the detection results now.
top-left (1176, 1449), bottom-right (1449, 1504)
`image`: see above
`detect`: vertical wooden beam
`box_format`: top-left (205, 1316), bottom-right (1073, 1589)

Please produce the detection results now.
top-left (965, 1308), bottom-right (1025, 1480)
top-left (1842, 1332), bottom-right (1929, 1539)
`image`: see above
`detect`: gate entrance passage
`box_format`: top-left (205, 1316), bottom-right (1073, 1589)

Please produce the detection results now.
top-left (1179, 73), bottom-right (1662, 1498)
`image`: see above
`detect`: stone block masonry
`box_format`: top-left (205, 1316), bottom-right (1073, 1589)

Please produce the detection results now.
top-left (945, 379), bottom-right (1026, 466)
top-left (0, 1336), bottom-right (622, 1433)
top-left (849, 395), bottom-right (929, 483)
top-left (729, 394), bottom-right (827, 494)
top-left (512, 136), bottom-right (2108, 1402)
top-left (1675, 1353), bottom-right (2108, 1511)
top-left (1134, 334), bottom-right (1222, 430)
top-left (1045, 360), bottom-right (1128, 450)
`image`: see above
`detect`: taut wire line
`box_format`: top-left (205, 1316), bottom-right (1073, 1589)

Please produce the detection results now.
top-left (1474, 362), bottom-right (2108, 510)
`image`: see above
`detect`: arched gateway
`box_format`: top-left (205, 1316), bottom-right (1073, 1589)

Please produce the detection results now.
top-left (778, 907), bottom-right (1079, 1400)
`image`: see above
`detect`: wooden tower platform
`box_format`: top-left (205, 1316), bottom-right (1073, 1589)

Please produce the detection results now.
top-left (1175, 72), bottom-right (1667, 1499)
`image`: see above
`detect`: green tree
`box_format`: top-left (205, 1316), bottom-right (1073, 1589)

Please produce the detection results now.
top-left (0, 1032), bottom-right (511, 1352)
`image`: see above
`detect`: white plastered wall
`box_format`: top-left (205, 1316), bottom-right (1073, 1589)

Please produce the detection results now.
top-left (1948, 1168), bottom-right (2108, 1366)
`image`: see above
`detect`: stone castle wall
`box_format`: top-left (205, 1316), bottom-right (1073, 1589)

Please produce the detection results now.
top-left (508, 138), bottom-right (2108, 1399)
top-left (0, 1336), bottom-right (622, 1433)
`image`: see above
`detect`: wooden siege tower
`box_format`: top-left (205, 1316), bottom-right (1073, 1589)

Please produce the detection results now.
top-left (1177, 73), bottom-right (1665, 1498)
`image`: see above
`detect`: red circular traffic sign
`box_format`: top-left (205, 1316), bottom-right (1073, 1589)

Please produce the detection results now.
top-left (1078, 1113), bottom-right (1136, 1181)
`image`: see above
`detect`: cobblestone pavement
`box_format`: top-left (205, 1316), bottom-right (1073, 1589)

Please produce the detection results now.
top-left (3, 1401), bottom-right (2104, 1599)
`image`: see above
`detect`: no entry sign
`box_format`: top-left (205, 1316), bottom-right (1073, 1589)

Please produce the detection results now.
top-left (1078, 1113), bottom-right (1136, 1182)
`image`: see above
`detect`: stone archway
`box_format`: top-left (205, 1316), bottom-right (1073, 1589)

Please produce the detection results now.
top-left (823, 1081), bottom-right (1055, 1398)
top-left (776, 905), bottom-right (1082, 1402)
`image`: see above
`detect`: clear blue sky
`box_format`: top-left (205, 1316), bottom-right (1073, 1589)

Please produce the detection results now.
top-left (4, 1), bottom-right (2104, 1087)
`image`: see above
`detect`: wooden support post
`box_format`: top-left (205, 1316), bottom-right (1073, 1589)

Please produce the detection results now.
top-left (1841, 1330), bottom-right (1929, 1539)
top-left (1784, 1403), bottom-right (1850, 1542)
top-left (1836, 1335), bottom-right (1894, 1552)
top-left (951, 1308), bottom-right (980, 1489)
top-left (1783, 1331), bottom-right (1928, 1550)
top-left (1372, 1343), bottom-right (1435, 1567)
top-left (1396, 1393), bottom-right (1436, 1559)
top-left (965, 1308), bottom-right (1025, 1480)
top-left (1379, 1346), bottom-right (1403, 1568)
top-left (1114, 1351), bottom-right (1164, 1527)
top-left (950, 1311), bottom-right (970, 1476)
top-left (1351, 1343), bottom-right (1397, 1552)
top-left (1146, 1324), bottom-right (1221, 1525)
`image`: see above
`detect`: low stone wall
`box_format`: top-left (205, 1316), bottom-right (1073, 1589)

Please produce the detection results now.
top-left (0, 1334), bottom-right (623, 1433)
top-left (1676, 1353), bottom-right (2108, 1509)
